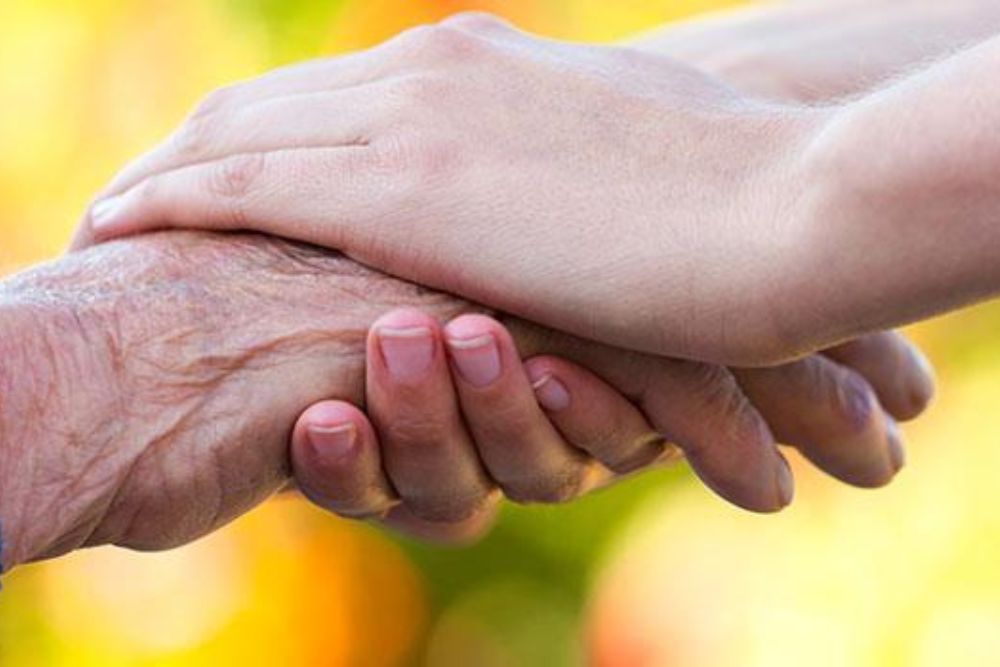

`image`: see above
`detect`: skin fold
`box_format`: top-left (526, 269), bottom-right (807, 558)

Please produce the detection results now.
top-left (0, 231), bottom-right (930, 573)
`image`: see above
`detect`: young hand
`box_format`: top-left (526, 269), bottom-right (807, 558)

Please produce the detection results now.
top-left (77, 13), bottom-right (826, 366)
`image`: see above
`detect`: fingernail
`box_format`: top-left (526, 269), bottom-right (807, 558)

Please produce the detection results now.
top-left (90, 195), bottom-right (124, 230)
top-left (379, 326), bottom-right (435, 380)
top-left (447, 334), bottom-right (501, 388)
top-left (532, 374), bottom-right (571, 412)
top-left (306, 423), bottom-right (357, 464)
top-left (776, 457), bottom-right (795, 508)
top-left (886, 419), bottom-right (906, 473)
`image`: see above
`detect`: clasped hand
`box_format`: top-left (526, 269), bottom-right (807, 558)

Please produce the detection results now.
top-left (56, 14), bottom-right (937, 550)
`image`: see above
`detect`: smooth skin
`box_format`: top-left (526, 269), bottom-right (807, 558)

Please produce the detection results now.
top-left (80, 3), bottom-right (1000, 366)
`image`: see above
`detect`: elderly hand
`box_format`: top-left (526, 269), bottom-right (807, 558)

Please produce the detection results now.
top-left (0, 230), bottom-right (932, 572)
top-left (291, 305), bottom-right (932, 543)
top-left (0, 232), bottom-right (469, 570)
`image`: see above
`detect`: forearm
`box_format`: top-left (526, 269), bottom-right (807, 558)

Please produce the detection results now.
top-left (790, 33), bottom-right (1000, 348)
top-left (631, 0), bottom-right (1000, 102)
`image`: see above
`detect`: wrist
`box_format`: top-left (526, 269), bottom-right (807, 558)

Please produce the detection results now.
top-left (0, 293), bottom-right (126, 571)
top-left (0, 302), bottom-right (55, 571)
top-left (786, 39), bottom-right (1000, 352)
top-left (707, 100), bottom-right (842, 365)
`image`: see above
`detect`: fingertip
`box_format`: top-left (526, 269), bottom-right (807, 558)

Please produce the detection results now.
top-left (523, 355), bottom-right (572, 391)
top-left (444, 313), bottom-right (506, 341)
top-left (901, 345), bottom-right (936, 421)
top-left (369, 308), bottom-right (444, 383)
top-left (886, 418), bottom-right (907, 474)
top-left (371, 308), bottom-right (443, 333)
top-left (297, 398), bottom-right (370, 428)
top-left (89, 194), bottom-right (126, 233)
top-left (444, 315), bottom-right (510, 389)
top-left (687, 437), bottom-right (792, 514)
top-left (776, 453), bottom-right (795, 510)
top-left (67, 212), bottom-right (99, 253)
top-left (523, 358), bottom-right (575, 413)
top-left (292, 400), bottom-right (372, 475)
top-left (290, 399), bottom-right (396, 520)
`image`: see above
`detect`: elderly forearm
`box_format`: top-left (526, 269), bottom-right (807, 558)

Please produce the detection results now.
top-left (631, 0), bottom-right (1000, 102)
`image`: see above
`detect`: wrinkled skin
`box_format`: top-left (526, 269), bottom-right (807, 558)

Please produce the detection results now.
top-left (0, 232), bottom-right (480, 568)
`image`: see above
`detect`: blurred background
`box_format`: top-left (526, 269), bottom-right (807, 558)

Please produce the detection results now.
top-left (1, 0), bottom-right (999, 665)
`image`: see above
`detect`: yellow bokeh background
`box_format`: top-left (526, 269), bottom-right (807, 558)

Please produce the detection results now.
top-left (1, 1), bottom-right (999, 666)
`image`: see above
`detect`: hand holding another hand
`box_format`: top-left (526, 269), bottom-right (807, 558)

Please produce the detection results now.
top-left (46, 6), bottom-right (981, 560)
top-left (78, 13), bottom-right (827, 365)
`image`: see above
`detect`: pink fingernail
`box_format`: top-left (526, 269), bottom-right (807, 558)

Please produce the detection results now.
top-left (90, 195), bottom-right (124, 230)
top-left (447, 334), bottom-right (501, 388)
top-left (306, 423), bottom-right (357, 464)
top-left (379, 326), bottom-right (435, 380)
top-left (532, 374), bottom-right (571, 412)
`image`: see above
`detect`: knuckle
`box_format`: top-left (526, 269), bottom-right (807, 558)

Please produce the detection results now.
top-left (191, 83), bottom-right (240, 120)
top-left (209, 152), bottom-right (265, 197)
top-left (379, 411), bottom-right (447, 447)
top-left (670, 362), bottom-right (769, 454)
top-left (683, 363), bottom-right (748, 422)
top-left (206, 153), bottom-right (267, 227)
top-left (171, 113), bottom-right (218, 160)
top-left (830, 368), bottom-right (878, 437)
top-left (400, 23), bottom-right (487, 61)
top-left (472, 402), bottom-right (541, 442)
top-left (441, 11), bottom-right (506, 32)
top-left (132, 175), bottom-right (161, 207)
